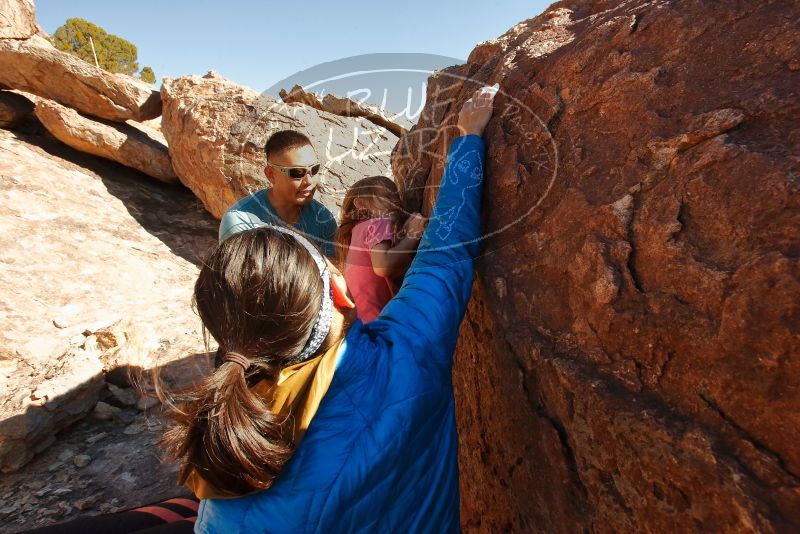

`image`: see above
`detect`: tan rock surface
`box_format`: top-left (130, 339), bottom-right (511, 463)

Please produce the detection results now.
top-left (161, 72), bottom-right (397, 219)
top-left (0, 126), bottom-right (217, 481)
top-left (0, 0), bottom-right (37, 39)
top-left (392, 0), bottom-right (800, 531)
top-left (0, 38), bottom-right (161, 122)
top-left (34, 99), bottom-right (177, 183)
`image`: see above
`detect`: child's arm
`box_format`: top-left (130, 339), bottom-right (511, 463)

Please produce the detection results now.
top-left (376, 86), bottom-right (495, 361)
top-left (369, 214), bottom-right (425, 279)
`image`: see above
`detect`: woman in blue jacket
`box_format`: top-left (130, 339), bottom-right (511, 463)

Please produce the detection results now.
top-left (28, 86), bottom-right (495, 534)
top-left (170, 86), bottom-right (497, 534)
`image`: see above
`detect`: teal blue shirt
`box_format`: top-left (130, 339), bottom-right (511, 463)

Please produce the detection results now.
top-left (218, 189), bottom-right (338, 258)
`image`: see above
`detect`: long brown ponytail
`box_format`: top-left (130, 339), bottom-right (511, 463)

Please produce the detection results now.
top-left (335, 176), bottom-right (406, 267)
top-left (161, 227), bottom-right (330, 496)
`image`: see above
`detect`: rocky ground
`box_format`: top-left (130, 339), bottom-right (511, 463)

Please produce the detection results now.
top-left (0, 403), bottom-right (189, 532)
top-left (0, 124), bottom-right (215, 531)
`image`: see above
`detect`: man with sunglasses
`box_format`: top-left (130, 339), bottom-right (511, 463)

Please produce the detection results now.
top-left (219, 130), bottom-right (338, 257)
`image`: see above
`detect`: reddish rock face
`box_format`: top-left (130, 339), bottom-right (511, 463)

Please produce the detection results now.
top-left (392, 0), bottom-right (799, 531)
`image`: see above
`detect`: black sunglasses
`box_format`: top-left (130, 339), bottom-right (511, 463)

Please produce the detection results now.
top-left (267, 161), bottom-right (321, 180)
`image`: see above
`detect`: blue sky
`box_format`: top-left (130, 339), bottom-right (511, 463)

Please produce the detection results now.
top-left (35, 1), bottom-right (551, 94)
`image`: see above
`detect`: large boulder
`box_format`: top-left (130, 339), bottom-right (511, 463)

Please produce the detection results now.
top-left (0, 38), bottom-right (161, 122)
top-left (34, 99), bottom-right (177, 183)
top-left (0, 127), bottom-right (217, 473)
top-left (392, 0), bottom-right (799, 531)
top-left (0, 0), bottom-right (37, 39)
top-left (0, 89), bottom-right (34, 128)
top-left (279, 84), bottom-right (413, 138)
top-left (161, 72), bottom-right (397, 220)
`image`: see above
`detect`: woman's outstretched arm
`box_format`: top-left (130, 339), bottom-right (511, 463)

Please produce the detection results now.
top-left (377, 86), bottom-right (497, 359)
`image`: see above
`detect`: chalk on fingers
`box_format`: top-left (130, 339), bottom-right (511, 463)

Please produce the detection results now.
top-left (481, 83), bottom-right (500, 97)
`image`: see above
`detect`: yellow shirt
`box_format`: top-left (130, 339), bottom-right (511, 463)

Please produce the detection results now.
top-left (184, 339), bottom-right (343, 499)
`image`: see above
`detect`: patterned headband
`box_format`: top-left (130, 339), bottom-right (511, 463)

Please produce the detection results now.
top-left (266, 225), bottom-right (333, 365)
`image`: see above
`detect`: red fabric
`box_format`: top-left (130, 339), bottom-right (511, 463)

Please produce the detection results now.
top-left (132, 506), bottom-right (187, 523)
top-left (163, 498), bottom-right (200, 512)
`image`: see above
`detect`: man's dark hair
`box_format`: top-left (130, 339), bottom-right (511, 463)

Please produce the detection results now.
top-left (264, 130), bottom-right (312, 160)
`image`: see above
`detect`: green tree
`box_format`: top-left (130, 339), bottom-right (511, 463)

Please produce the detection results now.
top-left (139, 66), bottom-right (156, 84)
top-left (52, 18), bottom-right (139, 76)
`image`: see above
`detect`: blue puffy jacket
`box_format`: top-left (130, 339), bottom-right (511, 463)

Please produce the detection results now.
top-left (195, 134), bottom-right (486, 533)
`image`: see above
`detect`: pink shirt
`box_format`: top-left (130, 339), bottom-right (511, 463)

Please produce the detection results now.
top-left (344, 218), bottom-right (398, 323)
